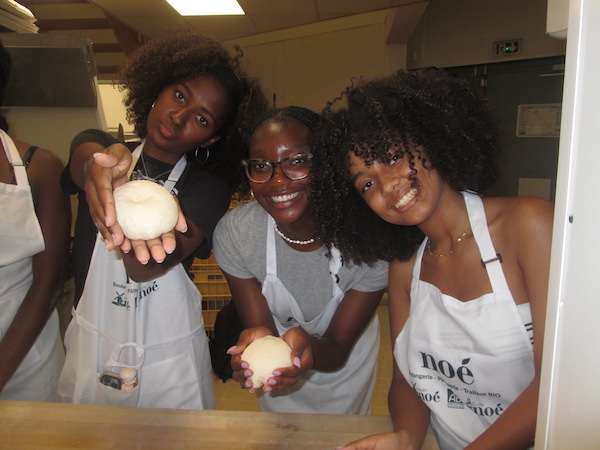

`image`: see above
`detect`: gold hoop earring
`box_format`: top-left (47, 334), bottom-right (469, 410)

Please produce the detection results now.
top-left (195, 147), bottom-right (210, 163)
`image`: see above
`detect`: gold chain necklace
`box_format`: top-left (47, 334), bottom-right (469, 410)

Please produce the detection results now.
top-left (426, 226), bottom-right (471, 258)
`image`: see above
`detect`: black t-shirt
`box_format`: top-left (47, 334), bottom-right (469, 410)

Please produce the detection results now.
top-left (61, 129), bottom-right (231, 306)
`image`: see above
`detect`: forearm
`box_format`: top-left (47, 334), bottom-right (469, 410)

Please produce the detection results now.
top-left (0, 279), bottom-right (63, 391)
top-left (466, 379), bottom-right (538, 450)
top-left (388, 376), bottom-right (431, 450)
top-left (309, 334), bottom-right (352, 371)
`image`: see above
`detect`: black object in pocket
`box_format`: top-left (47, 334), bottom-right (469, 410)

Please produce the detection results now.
top-left (209, 300), bottom-right (244, 383)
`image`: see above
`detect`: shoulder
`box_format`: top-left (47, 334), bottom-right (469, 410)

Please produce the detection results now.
top-left (216, 201), bottom-right (265, 234)
top-left (484, 196), bottom-right (553, 230)
top-left (70, 129), bottom-right (119, 151)
top-left (390, 253), bottom-right (417, 286)
top-left (182, 164), bottom-right (228, 191)
top-left (15, 141), bottom-right (64, 181)
top-left (483, 196), bottom-right (554, 251)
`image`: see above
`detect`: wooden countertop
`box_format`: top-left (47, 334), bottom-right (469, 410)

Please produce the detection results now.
top-left (0, 401), bottom-right (440, 449)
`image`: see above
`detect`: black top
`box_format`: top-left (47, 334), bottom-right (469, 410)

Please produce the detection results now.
top-left (61, 129), bottom-right (231, 306)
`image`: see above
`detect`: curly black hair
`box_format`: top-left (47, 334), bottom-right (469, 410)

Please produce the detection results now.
top-left (117, 30), bottom-right (267, 194)
top-left (310, 68), bottom-right (501, 265)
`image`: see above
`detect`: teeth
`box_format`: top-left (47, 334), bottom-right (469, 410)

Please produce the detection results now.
top-left (395, 188), bottom-right (417, 208)
top-left (271, 192), bottom-right (300, 203)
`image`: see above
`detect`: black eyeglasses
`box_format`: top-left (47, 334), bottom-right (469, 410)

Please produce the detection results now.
top-left (241, 153), bottom-right (313, 183)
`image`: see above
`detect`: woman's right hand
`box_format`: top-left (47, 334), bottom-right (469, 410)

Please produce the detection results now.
top-left (338, 432), bottom-right (416, 450)
top-left (228, 326), bottom-right (273, 393)
top-left (84, 144), bottom-right (132, 250)
top-left (86, 145), bottom-right (189, 262)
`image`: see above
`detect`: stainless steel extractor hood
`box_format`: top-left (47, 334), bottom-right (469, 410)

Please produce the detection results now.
top-left (0, 32), bottom-right (98, 107)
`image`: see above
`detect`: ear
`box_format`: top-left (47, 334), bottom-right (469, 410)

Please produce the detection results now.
top-left (201, 135), bottom-right (221, 148)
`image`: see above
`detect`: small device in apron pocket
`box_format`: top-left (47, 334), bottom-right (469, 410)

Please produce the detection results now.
top-left (94, 343), bottom-right (144, 406)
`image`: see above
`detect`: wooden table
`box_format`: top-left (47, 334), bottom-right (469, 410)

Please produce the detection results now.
top-left (0, 401), bottom-right (440, 449)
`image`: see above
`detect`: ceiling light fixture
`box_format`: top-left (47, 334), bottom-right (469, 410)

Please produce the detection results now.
top-left (165, 0), bottom-right (245, 16)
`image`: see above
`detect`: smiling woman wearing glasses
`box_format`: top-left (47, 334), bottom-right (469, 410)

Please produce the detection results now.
top-left (212, 106), bottom-right (389, 415)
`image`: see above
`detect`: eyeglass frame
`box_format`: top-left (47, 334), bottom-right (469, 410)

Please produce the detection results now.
top-left (241, 153), bottom-right (314, 183)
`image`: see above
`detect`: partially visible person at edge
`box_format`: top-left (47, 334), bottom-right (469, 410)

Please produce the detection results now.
top-left (310, 69), bottom-right (552, 449)
top-left (0, 40), bottom-right (70, 401)
top-left (58, 30), bottom-right (267, 409)
top-left (212, 106), bottom-right (389, 414)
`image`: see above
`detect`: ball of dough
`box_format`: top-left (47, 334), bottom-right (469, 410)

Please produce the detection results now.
top-left (241, 336), bottom-right (293, 389)
top-left (114, 180), bottom-right (178, 240)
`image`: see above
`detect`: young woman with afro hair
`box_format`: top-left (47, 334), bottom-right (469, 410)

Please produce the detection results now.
top-left (58, 30), bottom-right (267, 409)
top-left (310, 69), bottom-right (553, 449)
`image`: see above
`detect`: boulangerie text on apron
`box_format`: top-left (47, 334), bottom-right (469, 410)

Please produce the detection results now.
top-left (394, 191), bottom-right (535, 450)
top-left (58, 141), bottom-right (215, 409)
top-left (258, 215), bottom-right (380, 415)
top-left (0, 129), bottom-right (64, 401)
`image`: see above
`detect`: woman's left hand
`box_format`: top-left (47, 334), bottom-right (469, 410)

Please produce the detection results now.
top-left (267, 326), bottom-right (312, 391)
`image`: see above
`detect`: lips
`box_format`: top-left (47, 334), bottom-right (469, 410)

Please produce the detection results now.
top-left (158, 122), bottom-right (176, 139)
top-left (271, 192), bottom-right (300, 203)
top-left (394, 187), bottom-right (418, 209)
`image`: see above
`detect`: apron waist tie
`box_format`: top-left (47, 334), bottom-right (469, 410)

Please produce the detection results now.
top-left (71, 307), bottom-right (204, 351)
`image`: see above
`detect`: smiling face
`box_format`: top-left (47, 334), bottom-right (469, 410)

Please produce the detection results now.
top-left (348, 148), bottom-right (446, 227)
top-left (144, 75), bottom-right (229, 163)
top-left (248, 119), bottom-right (313, 225)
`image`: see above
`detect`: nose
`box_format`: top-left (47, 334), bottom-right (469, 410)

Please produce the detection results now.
top-left (380, 169), bottom-right (400, 195)
top-left (171, 107), bottom-right (187, 126)
top-left (270, 164), bottom-right (288, 184)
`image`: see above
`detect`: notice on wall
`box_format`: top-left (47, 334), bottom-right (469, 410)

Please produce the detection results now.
top-left (516, 103), bottom-right (562, 138)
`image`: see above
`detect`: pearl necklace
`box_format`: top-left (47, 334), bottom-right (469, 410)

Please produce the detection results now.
top-left (426, 226), bottom-right (471, 258)
top-left (274, 224), bottom-right (316, 245)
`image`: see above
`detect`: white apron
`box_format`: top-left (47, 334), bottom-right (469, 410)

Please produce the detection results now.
top-left (258, 215), bottom-right (380, 414)
top-left (58, 142), bottom-right (215, 409)
top-left (0, 130), bottom-right (64, 401)
top-left (394, 191), bottom-right (535, 450)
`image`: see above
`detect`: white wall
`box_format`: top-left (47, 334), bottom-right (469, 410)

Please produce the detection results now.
top-left (227, 9), bottom-right (401, 112)
top-left (408, 0), bottom-right (566, 69)
top-left (536, 0), bottom-right (600, 447)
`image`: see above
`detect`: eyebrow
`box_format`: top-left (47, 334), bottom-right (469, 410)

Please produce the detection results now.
top-left (350, 171), bottom-right (363, 184)
top-left (249, 145), bottom-right (310, 158)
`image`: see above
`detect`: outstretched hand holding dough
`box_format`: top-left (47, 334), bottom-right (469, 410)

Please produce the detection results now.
top-left (114, 180), bottom-right (179, 240)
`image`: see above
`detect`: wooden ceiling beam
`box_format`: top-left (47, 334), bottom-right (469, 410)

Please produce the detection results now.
top-left (35, 18), bottom-right (110, 31)
top-left (104, 12), bottom-right (146, 57)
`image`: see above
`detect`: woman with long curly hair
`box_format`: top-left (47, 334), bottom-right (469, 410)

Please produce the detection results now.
top-left (58, 30), bottom-right (267, 409)
top-left (311, 69), bottom-right (552, 449)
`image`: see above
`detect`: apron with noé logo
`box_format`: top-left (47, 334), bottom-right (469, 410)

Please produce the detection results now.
top-left (0, 129), bottom-right (64, 401)
top-left (394, 191), bottom-right (535, 449)
top-left (258, 215), bottom-right (380, 414)
top-left (58, 142), bottom-right (215, 409)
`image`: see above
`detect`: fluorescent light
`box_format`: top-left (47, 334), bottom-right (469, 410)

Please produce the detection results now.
top-left (166, 0), bottom-right (245, 16)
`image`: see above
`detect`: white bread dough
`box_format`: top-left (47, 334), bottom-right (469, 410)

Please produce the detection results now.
top-left (241, 336), bottom-right (293, 389)
top-left (114, 180), bottom-right (178, 240)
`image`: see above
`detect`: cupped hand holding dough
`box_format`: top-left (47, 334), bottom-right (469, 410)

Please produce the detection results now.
top-left (241, 335), bottom-right (293, 389)
top-left (113, 180), bottom-right (179, 240)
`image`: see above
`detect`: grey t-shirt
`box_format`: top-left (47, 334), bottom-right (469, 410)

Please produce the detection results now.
top-left (213, 201), bottom-right (389, 321)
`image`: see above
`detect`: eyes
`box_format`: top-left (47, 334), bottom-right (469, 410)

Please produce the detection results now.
top-left (174, 89), bottom-right (209, 126)
top-left (353, 153), bottom-right (403, 194)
